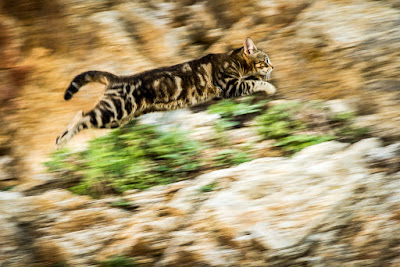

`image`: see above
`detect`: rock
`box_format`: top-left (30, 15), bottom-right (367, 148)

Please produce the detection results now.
top-left (164, 140), bottom-right (400, 265)
top-left (157, 229), bottom-right (239, 267)
top-left (0, 192), bottom-right (40, 266)
top-left (325, 99), bottom-right (358, 115)
top-left (3, 140), bottom-right (400, 265)
top-left (367, 142), bottom-right (400, 173)
top-left (368, 142), bottom-right (400, 161)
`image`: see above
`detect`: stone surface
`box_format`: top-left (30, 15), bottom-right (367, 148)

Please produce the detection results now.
top-left (2, 140), bottom-right (400, 266)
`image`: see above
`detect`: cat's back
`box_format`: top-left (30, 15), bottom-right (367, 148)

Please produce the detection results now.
top-left (126, 51), bottom-right (230, 81)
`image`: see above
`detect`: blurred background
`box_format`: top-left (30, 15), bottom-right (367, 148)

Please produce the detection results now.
top-left (1, 0), bottom-right (400, 266)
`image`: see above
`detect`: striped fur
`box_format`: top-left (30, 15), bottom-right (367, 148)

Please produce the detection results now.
top-left (56, 37), bottom-right (275, 148)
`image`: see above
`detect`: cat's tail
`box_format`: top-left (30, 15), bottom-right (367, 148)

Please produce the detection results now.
top-left (64, 71), bottom-right (120, 100)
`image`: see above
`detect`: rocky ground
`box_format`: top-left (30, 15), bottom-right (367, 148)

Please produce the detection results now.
top-left (2, 138), bottom-right (400, 266)
top-left (1, 0), bottom-right (400, 266)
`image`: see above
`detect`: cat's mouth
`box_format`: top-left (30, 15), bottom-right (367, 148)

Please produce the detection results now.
top-left (259, 69), bottom-right (273, 81)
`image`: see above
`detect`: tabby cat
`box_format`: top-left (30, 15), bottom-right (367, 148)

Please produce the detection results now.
top-left (56, 37), bottom-right (275, 148)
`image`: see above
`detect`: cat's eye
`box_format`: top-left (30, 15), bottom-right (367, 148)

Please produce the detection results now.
top-left (265, 58), bottom-right (269, 64)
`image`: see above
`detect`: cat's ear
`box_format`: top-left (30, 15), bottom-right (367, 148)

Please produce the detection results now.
top-left (244, 37), bottom-right (257, 55)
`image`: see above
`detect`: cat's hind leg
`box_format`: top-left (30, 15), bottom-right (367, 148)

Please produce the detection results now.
top-left (55, 99), bottom-right (137, 149)
top-left (55, 110), bottom-right (91, 149)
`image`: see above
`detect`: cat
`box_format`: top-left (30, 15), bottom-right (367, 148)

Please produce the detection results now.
top-left (56, 37), bottom-right (275, 149)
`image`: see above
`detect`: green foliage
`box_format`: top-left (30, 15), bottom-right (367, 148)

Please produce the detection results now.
top-left (46, 122), bottom-right (204, 197)
top-left (256, 102), bottom-right (305, 139)
top-left (208, 97), bottom-right (267, 119)
top-left (99, 255), bottom-right (138, 267)
top-left (212, 149), bottom-right (252, 167)
top-left (334, 124), bottom-right (370, 142)
top-left (214, 118), bottom-right (240, 133)
top-left (255, 102), bottom-right (368, 155)
top-left (273, 134), bottom-right (335, 154)
top-left (199, 182), bottom-right (218, 193)
top-left (330, 112), bottom-right (370, 142)
top-left (331, 112), bottom-right (356, 122)
top-left (44, 148), bottom-right (82, 174)
top-left (208, 96), bottom-right (267, 146)
top-left (208, 97), bottom-right (267, 130)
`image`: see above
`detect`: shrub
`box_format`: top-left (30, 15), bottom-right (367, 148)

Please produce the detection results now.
top-left (212, 149), bottom-right (252, 167)
top-left (330, 112), bottom-right (370, 142)
top-left (46, 122), bottom-right (204, 197)
top-left (273, 134), bottom-right (335, 154)
top-left (255, 101), bottom-right (368, 155)
top-left (256, 102), bottom-right (305, 140)
top-left (208, 96), bottom-right (267, 128)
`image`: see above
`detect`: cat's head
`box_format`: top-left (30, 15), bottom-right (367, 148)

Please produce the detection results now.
top-left (243, 37), bottom-right (274, 79)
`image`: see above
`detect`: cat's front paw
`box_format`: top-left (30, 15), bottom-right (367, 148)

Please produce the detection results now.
top-left (257, 81), bottom-right (276, 95)
top-left (265, 82), bottom-right (276, 95)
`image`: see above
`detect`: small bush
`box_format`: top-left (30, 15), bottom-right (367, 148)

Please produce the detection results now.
top-left (213, 149), bottom-right (252, 167)
top-left (273, 134), bottom-right (335, 154)
top-left (208, 96), bottom-right (267, 147)
top-left (330, 112), bottom-right (370, 142)
top-left (46, 122), bottom-right (204, 197)
top-left (208, 96), bottom-right (267, 128)
top-left (256, 102), bottom-right (305, 140)
top-left (255, 101), bottom-right (369, 155)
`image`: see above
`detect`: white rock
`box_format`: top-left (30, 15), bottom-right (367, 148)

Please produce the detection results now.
top-left (367, 142), bottom-right (400, 161)
top-left (325, 99), bottom-right (357, 115)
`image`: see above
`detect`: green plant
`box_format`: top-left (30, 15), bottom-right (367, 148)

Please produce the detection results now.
top-left (208, 97), bottom-right (266, 118)
top-left (44, 148), bottom-right (83, 174)
top-left (99, 255), bottom-right (138, 267)
top-left (329, 112), bottom-right (370, 142)
top-left (214, 118), bottom-right (240, 133)
top-left (212, 149), bottom-right (252, 167)
top-left (208, 96), bottom-right (267, 127)
top-left (331, 112), bottom-right (356, 122)
top-left (46, 122), bottom-right (205, 197)
top-left (208, 96), bottom-right (267, 146)
top-left (256, 102), bottom-right (305, 139)
top-left (255, 102), bottom-right (367, 155)
top-left (273, 134), bottom-right (335, 154)
top-left (199, 182), bottom-right (218, 193)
